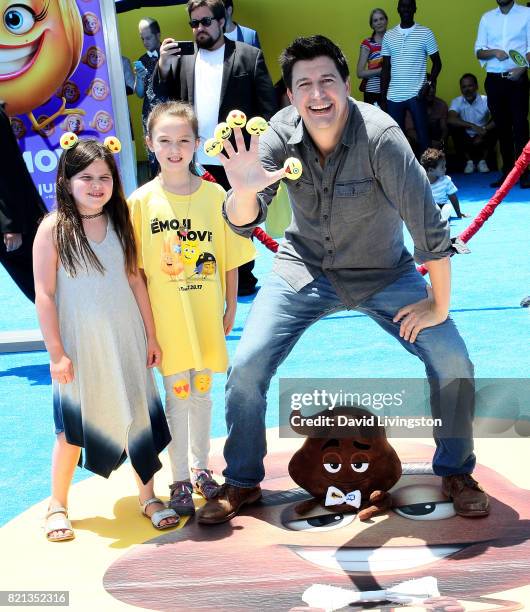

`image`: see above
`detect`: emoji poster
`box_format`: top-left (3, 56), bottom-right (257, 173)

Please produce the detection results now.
top-left (1, 0), bottom-right (135, 207)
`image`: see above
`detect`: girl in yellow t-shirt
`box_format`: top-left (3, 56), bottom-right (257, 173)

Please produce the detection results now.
top-left (128, 102), bottom-right (255, 517)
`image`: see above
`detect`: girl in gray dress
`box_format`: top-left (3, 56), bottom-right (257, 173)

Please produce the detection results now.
top-left (33, 138), bottom-right (179, 541)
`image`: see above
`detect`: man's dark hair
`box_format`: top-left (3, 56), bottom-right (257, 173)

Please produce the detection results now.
top-left (223, 0), bottom-right (233, 9)
top-left (187, 0), bottom-right (226, 21)
top-left (460, 73), bottom-right (478, 86)
top-left (280, 35), bottom-right (349, 90)
top-left (398, 0), bottom-right (417, 10)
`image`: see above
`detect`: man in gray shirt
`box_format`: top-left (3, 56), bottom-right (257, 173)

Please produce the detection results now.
top-left (197, 35), bottom-right (489, 524)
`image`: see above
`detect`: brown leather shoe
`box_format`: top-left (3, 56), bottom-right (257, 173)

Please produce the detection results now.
top-left (197, 483), bottom-right (262, 524)
top-left (442, 474), bottom-right (490, 517)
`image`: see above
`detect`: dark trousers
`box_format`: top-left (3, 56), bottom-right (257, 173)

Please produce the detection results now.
top-left (0, 237), bottom-right (36, 302)
top-left (450, 126), bottom-right (498, 166)
top-left (203, 164), bottom-right (258, 295)
top-left (485, 72), bottom-right (530, 174)
top-left (387, 96), bottom-right (430, 154)
top-left (363, 91), bottom-right (382, 106)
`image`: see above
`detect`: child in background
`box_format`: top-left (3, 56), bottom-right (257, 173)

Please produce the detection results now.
top-left (128, 102), bottom-right (255, 516)
top-left (33, 138), bottom-right (178, 541)
top-left (420, 148), bottom-right (468, 221)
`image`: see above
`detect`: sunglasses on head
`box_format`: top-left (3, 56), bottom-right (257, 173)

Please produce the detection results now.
top-left (189, 16), bottom-right (216, 28)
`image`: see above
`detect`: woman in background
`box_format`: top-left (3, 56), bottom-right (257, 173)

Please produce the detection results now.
top-left (356, 8), bottom-right (388, 106)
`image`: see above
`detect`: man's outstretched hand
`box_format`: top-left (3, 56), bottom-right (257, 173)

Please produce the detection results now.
top-left (214, 128), bottom-right (286, 196)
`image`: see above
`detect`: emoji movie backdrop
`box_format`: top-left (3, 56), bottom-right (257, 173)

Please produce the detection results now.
top-left (1, 0), bottom-right (135, 208)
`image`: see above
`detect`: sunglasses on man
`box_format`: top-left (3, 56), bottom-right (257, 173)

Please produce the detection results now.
top-left (189, 17), bottom-right (217, 28)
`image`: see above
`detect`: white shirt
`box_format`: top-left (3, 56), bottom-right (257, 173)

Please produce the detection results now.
top-left (449, 94), bottom-right (490, 136)
top-left (381, 24), bottom-right (438, 102)
top-left (194, 45), bottom-right (225, 166)
top-left (474, 3), bottom-right (530, 73)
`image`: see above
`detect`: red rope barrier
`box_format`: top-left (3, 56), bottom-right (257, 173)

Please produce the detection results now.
top-left (417, 140), bottom-right (530, 276)
top-left (252, 227), bottom-right (279, 252)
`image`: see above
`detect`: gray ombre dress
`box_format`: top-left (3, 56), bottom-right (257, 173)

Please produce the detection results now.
top-left (52, 220), bottom-right (170, 484)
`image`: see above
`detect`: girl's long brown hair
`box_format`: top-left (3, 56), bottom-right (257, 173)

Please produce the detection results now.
top-left (55, 139), bottom-right (137, 277)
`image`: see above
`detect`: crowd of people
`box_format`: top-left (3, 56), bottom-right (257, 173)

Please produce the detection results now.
top-left (3, 0), bottom-right (529, 541)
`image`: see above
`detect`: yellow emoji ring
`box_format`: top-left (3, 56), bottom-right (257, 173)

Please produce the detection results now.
top-left (283, 157), bottom-right (303, 180)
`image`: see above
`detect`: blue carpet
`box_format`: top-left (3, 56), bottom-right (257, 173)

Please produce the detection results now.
top-left (1, 171), bottom-right (529, 524)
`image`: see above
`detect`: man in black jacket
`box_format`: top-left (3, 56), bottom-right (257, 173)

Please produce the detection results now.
top-left (0, 104), bottom-right (47, 302)
top-left (152, 0), bottom-right (277, 294)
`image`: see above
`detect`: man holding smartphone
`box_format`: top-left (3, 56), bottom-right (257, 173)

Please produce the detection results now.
top-left (153, 0), bottom-right (277, 295)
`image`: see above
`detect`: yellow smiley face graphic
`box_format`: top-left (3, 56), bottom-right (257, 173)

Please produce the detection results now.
top-left (283, 157), bottom-right (303, 180)
top-left (193, 374), bottom-right (211, 393)
top-left (226, 109), bottom-right (247, 129)
top-left (0, 0), bottom-right (84, 116)
top-left (204, 138), bottom-right (223, 157)
top-left (173, 380), bottom-right (190, 399)
top-left (214, 122), bottom-right (232, 141)
top-left (246, 116), bottom-right (268, 136)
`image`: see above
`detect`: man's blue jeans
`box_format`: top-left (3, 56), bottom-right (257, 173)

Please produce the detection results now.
top-left (223, 270), bottom-right (476, 487)
top-left (387, 96), bottom-right (430, 153)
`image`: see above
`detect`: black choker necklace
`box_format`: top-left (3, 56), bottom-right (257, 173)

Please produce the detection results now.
top-left (79, 210), bottom-right (105, 220)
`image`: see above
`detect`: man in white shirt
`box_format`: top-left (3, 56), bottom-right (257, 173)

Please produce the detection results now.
top-left (448, 73), bottom-right (496, 174)
top-left (380, 0), bottom-right (442, 155)
top-left (475, 0), bottom-right (530, 188)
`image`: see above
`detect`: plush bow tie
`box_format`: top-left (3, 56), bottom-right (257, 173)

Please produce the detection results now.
top-left (325, 486), bottom-right (361, 508)
top-left (147, 50), bottom-right (158, 58)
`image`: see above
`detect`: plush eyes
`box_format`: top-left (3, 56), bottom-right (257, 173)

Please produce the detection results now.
top-left (323, 463), bottom-right (341, 474)
top-left (351, 462), bottom-right (369, 473)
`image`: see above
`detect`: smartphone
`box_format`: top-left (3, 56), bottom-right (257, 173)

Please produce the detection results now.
top-left (176, 41), bottom-right (195, 55)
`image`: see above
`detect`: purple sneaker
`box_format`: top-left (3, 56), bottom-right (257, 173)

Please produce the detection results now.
top-left (191, 469), bottom-right (221, 500)
top-left (168, 481), bottom-right (195, 516)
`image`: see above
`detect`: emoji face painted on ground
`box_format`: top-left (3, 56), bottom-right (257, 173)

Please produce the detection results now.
top-left (213, 122), bottom-right (231, 141)
top-left (90, 111), bottom-right (112, 133)
top-left (87, 78), bottom-right (109, 101)
top-left (193, 373), bottom-right (211, 394)
top-left (0, 0), bottom-right (83, 116)
top-left (246, 116), bottom-right (268, 136)
top-left (203, 138), bottom-right (223, 157)
top-left (226, 109), bottom-right (246, 129)
top-left (58, 81), bottom-right (80, 104)
top-left (104, 443), bottom-right (530, 610)
top-left (283, 157), bottom-right (303, 180)
top-left (82, 45), bottom-right (105, 69)
top-left (61, 113), bottom-right (84, 133)
top-left (82, 11), bottom-right (99, 35)
top-left (289, 407), bottom-right (402, 514)
top-left (172, 379), bottom-right (190, 399)
top-left (10, 116), bottom-right (25, 138)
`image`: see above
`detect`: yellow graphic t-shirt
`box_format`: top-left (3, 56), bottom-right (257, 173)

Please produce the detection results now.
top-left (128, 178), bottom-right (256, 376)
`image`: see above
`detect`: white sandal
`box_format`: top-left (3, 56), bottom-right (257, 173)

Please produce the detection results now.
top-left (45, 507), bottom-right (75, 542)
top-left (140, 497), bottom-right (179, 530)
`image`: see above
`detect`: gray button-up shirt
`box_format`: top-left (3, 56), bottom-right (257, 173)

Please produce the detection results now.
top-left (224, 98), bottom-right (451, 308)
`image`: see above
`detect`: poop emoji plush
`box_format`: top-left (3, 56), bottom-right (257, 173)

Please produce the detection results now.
top-left (288, 406), bottom-right (402, 520)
